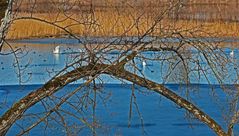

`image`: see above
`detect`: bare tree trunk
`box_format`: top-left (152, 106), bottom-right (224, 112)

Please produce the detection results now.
top-left (0, 63), bottom-right (229, 136)
top-left (0, 64), bottom-right (106, 135)
top-left (0, 1), bottom-right (237, 136)
top-left (105, 66), bottom-right (228, 136)
top-left (0, 0), bottom-right (13, 51)
top-left (0, 0), bottom-right (8, 19)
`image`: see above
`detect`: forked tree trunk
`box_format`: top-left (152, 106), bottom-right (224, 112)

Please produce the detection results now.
top-left (0, 64), bottom-right (229, 136)
top-left (0, 1), bottom-right (233, 136)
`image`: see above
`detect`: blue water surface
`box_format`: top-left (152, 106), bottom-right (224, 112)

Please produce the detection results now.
top-left (0, 39), bottom-right (239, 135)
top-left (0, 84), bottom-right (232, 136)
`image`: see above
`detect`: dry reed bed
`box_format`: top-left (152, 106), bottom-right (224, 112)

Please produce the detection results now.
top-left (7, 10), bottom-right (239, 39)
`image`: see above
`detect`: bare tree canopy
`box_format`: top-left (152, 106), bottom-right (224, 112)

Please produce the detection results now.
top-left (0, 1), bottom-right (239, 136)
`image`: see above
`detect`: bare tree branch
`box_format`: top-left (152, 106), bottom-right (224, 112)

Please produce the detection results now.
top-left (0, 0), bottom-right (14, 51)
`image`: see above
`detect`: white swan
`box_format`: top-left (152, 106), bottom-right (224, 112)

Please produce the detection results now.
top-left (53, 46), bottom-right (60, 54)
top-left (230, 50), bottom-right (234, 57)
top-left (142, 60), bottom-right (147, 66)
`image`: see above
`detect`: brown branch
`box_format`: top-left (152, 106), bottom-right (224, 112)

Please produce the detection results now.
top-left (0, 63), bottom-right (230, 136)
top-left (105, 66), bottom-right (228, 136)
top-left (17, 77), bottom-right (96, 136)
top-left (0, 64), bottom-right (106, 135)
top-left (0, 0), bottom-right (8, 19)
top-left (0, 0), bottom-right (14, 52)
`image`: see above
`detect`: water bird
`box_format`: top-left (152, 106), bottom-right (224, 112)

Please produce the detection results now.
top-left (230, 50), bottom-right (234, 57)
top-left (142, 60), bottom-right (147, 66)
top-left (53, 46), bottom-right (60, 54)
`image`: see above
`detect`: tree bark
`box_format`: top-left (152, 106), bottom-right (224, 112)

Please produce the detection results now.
top-left (0, 64), bottom-right (106, 135)
top-left (0, 0), bottom-right (8, 20)
top-left (0, 0), bottom-right (13, 51)
top-left (0, 64), bottom-right (229, 136)
top-left (104, 66), bottom-right (228, 136)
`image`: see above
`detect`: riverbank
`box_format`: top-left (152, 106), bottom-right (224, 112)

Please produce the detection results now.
top-left (7, 36), bottom-right (239, 50)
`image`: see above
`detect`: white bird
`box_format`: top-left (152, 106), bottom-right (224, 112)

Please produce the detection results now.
top-left (230, 50), bottom-right (234, 57)
top-left (53, 46), bottom-right (60, 54)
top-left (142, 60), bottom-right (147, 66)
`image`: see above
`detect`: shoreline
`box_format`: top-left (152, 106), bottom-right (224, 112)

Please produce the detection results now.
top-left (8, 36), bottom-right (239, 45)
top-left (5, 36), bottom-right (239, 49)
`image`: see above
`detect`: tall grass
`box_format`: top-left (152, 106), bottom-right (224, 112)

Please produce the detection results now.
top-left (7, 10), bottom-right (239, 39)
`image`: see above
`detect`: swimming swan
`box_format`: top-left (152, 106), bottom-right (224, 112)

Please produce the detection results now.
top-left (53, 46), bottom-right (60, 54)
top-left (142, 60), bottom-right (147, 66)
top-left (230, 50), bottom-right (234, 57)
